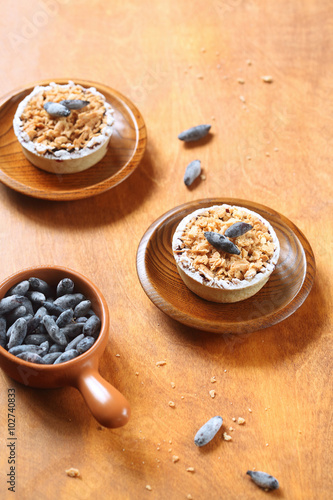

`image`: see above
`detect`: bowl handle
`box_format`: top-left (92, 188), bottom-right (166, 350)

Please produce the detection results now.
top-left (75, 367), bottom-right (130, 428)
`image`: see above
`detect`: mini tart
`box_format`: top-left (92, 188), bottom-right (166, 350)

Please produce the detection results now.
top-left (13, 81), bottom-right (114, 174)
top-left (172, 204), bottom-right (280, 303)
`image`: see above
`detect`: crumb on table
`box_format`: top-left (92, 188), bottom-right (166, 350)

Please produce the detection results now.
top-left (65, 468), bottom-right (81, 478)
top-left (186, 467), bottom-right (195, 473)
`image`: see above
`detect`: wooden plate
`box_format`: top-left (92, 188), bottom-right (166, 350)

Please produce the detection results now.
top-left (136, 198), bottom-right (316, 334)
top-left (0, 79), bottom-right (147, 200)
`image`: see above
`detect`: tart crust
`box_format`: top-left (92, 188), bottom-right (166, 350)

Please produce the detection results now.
top-left (13, 81), bottom-right (114, 174)
top-left (172, 204), bottom-right (280, 303)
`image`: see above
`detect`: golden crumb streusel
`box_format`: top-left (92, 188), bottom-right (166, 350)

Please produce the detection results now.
top-left (19, 84), bottom-right (110, 153)
top-left (174, 206), bottom-right (275, 282)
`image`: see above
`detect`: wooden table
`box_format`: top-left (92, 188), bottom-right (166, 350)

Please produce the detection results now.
top-left (0, 1), bottom-right (331, 499)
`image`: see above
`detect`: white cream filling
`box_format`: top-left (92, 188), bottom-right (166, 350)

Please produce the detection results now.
top-left (172, 204), bottom-right (280, 290)
top-left (13, 81), bottom-right (114, 160)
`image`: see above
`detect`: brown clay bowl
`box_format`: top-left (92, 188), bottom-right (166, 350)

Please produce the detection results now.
top-left (0, 265), bottom-right (130, 428)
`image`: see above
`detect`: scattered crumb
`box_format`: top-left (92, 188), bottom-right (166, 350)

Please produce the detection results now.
top-left (169, 440), bottom-right (172, 444)
top-left (209, 390), bottom-right (216, 398)
top-left (266, 443), bottom-right (269, 447)
top-left (210, 376), bottom-right (217, 383)
top-left (237, 78), bottom-right (245, 84)
top-left (229, 427), bottom-right (235, 432)
top-left (274, 147), bottom-right (279, 152)
top-left (168, 401), bottom-right (175, 407)
top-left (248, 408), bottom-right (252, 413)
top-left (200, 174), bottom-right (206, 181)
top-left (246, 59), bottom-right (252, 66)
top-left (238, 417), bottom-right (246, 425)
top-left (201, 48), bottom-right (206, 53)
top-left (262, 75), bottom-right (273, 83)
top-left (246, 156), bottom-right (251, 161)
top-left (197, 74), bottom-right (204, 79)
top-left (186, 467), bottom-right (195, 473)
top-left (146, 485), bottom-right (152, 491)
top-left (156, 361), bottom-right (166, 367)
top-left (135, 372), bottom-right (139, 376)
top-left (66, 468), bottom-right (80, 478)
top-left (181, 396), bottom-right (185, 399)
top-left (299, 430), bottom-right (302, 434)
top-left (187, 495), bottom-right (193, 500)
top-left (211, 116), bottom-right (215, 120)
top-left (171, 382), bottom-right (176, 388)
top-left (172, 455), bottom-right (179, 463)
top-left (168, 448), bottom-right (172, 452)
top-left (97, 425), bottom-right (104, 431)
top-left (265, 152), bottom-right (270, 157)
top-left (115, 353), bottom-right (120, 357)
top-left (224, 369), bottom-right (227, 373)
top-left (239, 96), bottom-right (246, 103)
top-left (223, 432), bottom-right (232, 441)
top-left (232, 417), bottom-right (236, 422)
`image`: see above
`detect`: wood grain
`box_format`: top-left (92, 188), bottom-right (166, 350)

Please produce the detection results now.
top-left (0, 1), bottom-right (332, 499)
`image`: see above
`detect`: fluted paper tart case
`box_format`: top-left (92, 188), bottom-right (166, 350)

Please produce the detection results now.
top-left (0, 266), bottom-right (130, 429)
top-left (172, 204), bottom-right (280, 303)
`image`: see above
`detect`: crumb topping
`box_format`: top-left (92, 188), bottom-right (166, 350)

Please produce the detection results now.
top-left (13, 82), bottom-right (114, 160)
top-left (174, 205), bottom-right (277, 284)
top-left (20, 85), bottom-right (109, 151)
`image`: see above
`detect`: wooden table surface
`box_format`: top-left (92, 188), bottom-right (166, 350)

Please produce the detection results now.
top-left (0, 1), bottom-right (332, 499)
